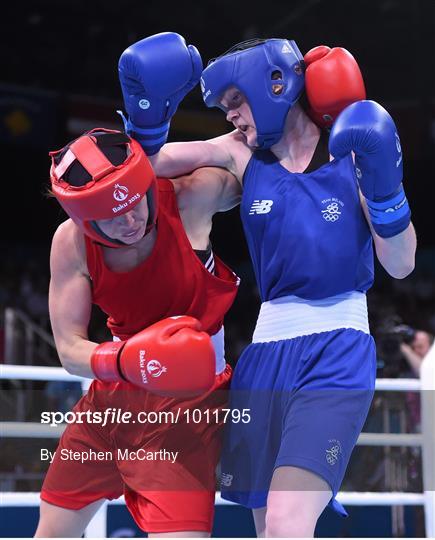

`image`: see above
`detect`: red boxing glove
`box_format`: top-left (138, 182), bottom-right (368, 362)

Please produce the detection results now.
top-left (304, 45), bottom-right (366, 128)
top-left (91, 316), bottom-right (216, 397)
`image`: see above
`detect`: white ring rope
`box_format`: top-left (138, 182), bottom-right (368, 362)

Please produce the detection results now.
top-left (1, 345), bottom-right (434, 538)
top-left (375, 378), bottom-right (421, 391)
top-left (0, 364), bottom-right (85, 382)
top-left (0, 422), bottom-right (425, 447)
top-left (0, 492), bottom-right (427, 539)
top-left (0, 422), bottom-right (64, 438)
top-left (0, 491), bottom-right (426, 508)
top-left (0, 364), bottom-right (422, 390)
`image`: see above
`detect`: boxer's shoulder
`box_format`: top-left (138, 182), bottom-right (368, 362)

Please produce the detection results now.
top-left (51, 219), bottom-right (88, 276)
top-left (210, 129), bottom-right (252, 181)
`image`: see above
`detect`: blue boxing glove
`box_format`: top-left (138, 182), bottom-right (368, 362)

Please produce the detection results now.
top-left (329, 100), bottom-right (411, 238)
top-left (118, 32), bottom-right (203, 155)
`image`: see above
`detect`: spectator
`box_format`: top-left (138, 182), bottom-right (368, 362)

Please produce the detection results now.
top-left (400, 330), bottom-right (434, 377)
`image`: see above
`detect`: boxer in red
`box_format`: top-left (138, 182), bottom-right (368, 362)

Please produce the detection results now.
top-left (35, 128), bottom-right (241, 537)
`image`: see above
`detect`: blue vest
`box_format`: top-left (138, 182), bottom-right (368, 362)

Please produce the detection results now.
top-left (240, 135), bottom-right (374, 302)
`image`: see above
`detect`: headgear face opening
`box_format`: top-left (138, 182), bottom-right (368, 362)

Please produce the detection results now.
top-left (201, 39), bottom-right (305, 149)
top-left (50, 128), bottom-right (158, 248)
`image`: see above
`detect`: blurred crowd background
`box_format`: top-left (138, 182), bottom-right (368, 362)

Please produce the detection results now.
top-left (0, 0), bottom-right (434, 536)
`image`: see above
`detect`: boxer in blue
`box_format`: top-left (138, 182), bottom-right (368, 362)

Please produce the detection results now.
top-left (117, 34), bottom-right (417, 537)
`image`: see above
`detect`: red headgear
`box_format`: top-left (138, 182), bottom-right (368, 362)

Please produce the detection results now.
top-left (49, 129), bottom-right (158, 248)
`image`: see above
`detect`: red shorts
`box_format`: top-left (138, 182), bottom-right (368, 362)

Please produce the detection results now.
top-left (41, 364), bottom-right (232, 533)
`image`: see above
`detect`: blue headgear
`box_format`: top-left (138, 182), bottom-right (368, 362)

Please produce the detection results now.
top-left (201, 39), bottom-right (305, 148)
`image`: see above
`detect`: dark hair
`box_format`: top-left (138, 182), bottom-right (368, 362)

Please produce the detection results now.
top-left (53, 130), bottom-right (129, 187)
top-left (208, 38), bottom-right (267, 65)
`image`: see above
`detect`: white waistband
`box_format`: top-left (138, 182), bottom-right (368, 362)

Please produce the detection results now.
top-left (252, 291), bottom-right (369, 343)
top-left (114, 327), bottom-right (225, 375)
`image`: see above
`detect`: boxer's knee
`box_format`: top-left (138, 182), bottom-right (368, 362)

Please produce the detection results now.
top-left (35, 499), bottom-right (103, 538)
top-left (264, 466), bottom-right (332, 538)
top-left (265, 494), bottom-right (316, 537)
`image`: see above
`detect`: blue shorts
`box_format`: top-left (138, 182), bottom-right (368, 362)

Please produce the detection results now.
top-left (220, 328), bottom-right (376, 514)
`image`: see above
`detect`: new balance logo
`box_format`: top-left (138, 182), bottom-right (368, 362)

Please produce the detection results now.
top-left (221, 472), bottom-right (233, 487)
top-left (249, 200), bottom-right (274, 215)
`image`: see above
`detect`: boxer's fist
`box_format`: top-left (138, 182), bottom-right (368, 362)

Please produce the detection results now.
top-left (304, 46), bottom-right (366, 128)
top-left (329, 100), bottom-right (411, 237)
top-left (91, 316), bottom-right (215, 396)
top-left (329, 100), bottom-right (402, 200)
top-left (118, 32), bottom-right (203, 154)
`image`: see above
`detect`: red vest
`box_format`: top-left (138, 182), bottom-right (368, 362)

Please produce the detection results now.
top-left (85, 179), bottom-right (239, 339)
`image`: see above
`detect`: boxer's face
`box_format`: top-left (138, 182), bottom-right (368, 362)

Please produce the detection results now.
top-left (220, 86), bottom-right (257, 147)
top-left (97, 196), bottom-right (149, 244)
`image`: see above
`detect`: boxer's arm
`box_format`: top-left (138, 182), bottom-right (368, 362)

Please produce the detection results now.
top-left (360, 192), bottom-right (416, 279)
top-left (49, 221), bottom-right (97, 378)
top-left (174, 167), bottom-right (241, 249)
top-left (149, 128), bottom-right (252, 183)
top-left (330, 100), bottom-right (416, 278)
top-left (212, 167), bottom-right (243, 212)
top-left (50, 222), bottom-right (216, 393)
top-left (400, 342), bottom-right (423, 377)
top-left (149, 135), bottom-right (233, 178)
top-left (183, 167), bottom-right (241, 213)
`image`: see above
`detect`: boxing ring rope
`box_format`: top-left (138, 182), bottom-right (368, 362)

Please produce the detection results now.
top-left (1, 347), bottom-right (434, 538)
top-left (0, 491), bottom-right (428, 538)
top-left (2, 363), bottom-right (423, 390)
top-left (0, 422), bottom-right (425, 447)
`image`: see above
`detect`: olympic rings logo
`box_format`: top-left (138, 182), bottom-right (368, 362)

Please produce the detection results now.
top-left (326, 444), bottom-right (341, 465)
top-left (321, 202), bottom-right (342, 222)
